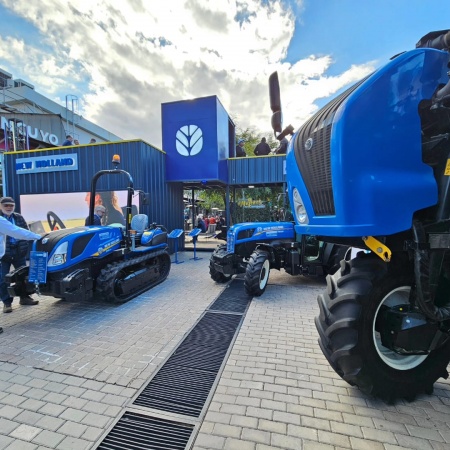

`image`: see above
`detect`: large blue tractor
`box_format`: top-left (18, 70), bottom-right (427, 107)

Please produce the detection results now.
top-left (270, 30), bottom-right (450, 401)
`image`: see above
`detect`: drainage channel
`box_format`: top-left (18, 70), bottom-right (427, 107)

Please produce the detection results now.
top-left (97, 278), bottom-right (251, 449)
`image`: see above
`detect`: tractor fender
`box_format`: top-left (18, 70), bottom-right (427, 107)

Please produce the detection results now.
top-left (254, 243), bottom-right (282, 269)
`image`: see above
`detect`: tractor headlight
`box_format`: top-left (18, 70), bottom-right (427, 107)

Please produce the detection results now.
top-left (48, 242), bottom-right (68, 267)
top-left (293, 188), bottom-right (308, 224)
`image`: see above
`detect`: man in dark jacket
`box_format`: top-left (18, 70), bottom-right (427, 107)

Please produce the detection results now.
top-left (235, 139), bottom-right (247, 157)
top-left (254, 137), bottom-right (271, 156)
top-left (62, 135), bottom-right (73, 146)
top-left (85, 205), bottom-right (106, 226)
top-left (275, 137), bottom-right (289, 154)
top-left (0, 197), bottom-right (39, 313)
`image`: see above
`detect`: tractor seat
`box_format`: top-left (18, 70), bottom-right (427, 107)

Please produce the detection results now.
top-left (131, 214), bottom-right (149, 236)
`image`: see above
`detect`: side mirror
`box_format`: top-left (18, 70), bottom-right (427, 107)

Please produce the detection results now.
top-left (269, 72), bottom-right (281, 113)
top-left (140, 192), bottom-right (150, 205)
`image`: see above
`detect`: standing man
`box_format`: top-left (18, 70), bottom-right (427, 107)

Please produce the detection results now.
top-left (62, 135), bottom-right (73, 146)
top-left (0, 197), bottom-right (41, 317)
top-left (235, 139), bottom-right (247, 157)
top-left (254, 137), bottom-right (271, 156)
top-left (85, 205), bottom-right (106, 226)
top-left (275, 137), bottom-right (289, 154)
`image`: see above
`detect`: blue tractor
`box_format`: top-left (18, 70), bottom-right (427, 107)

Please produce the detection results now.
top-left (209, 221), bottom-right (350, 297)
top-left (7, 155), bottom-right (171, 303)
top-left (270, 30), bottom-right (450, 401)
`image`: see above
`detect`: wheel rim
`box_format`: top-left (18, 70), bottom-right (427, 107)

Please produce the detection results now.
top-left (259, 259), bottom-right (270, 289)
top-left (373, 286), bottom-right (427, 370)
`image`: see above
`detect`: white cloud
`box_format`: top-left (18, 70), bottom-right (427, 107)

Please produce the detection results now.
top-left (0, 0), bottom-right (375, 146)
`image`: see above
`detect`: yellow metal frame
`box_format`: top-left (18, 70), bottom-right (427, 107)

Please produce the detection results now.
top-left (363, 236), bottom-right (392, 262)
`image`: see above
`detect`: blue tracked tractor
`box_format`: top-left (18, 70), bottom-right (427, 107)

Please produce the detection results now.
top-left (6, 155), bottom-right (171, 303)
top-left (209, 221), bottom-right (349, 297)
top-left (270, 30), bottom-right (450, 401)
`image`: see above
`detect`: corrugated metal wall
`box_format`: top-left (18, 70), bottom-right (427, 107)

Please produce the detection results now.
top-left (3, 143), bottom-right (287, 252)
top-left (3, 140), bottom-right (185, 251)
top-left (228, 155), bottom-right (286, 186)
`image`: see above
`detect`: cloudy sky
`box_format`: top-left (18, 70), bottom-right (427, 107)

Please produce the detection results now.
top-left (1, 0), bottom-right (450, 147)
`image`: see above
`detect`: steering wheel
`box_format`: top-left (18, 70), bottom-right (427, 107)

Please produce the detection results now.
top-left (47, 211), bottom-right (66, 231)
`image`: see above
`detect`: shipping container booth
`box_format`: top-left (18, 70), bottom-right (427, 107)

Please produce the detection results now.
top-left (2, 140), bottom-right (185, 251)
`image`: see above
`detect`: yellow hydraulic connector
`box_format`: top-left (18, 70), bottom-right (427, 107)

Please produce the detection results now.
top-left (362, 236), bottom-right (392, 262)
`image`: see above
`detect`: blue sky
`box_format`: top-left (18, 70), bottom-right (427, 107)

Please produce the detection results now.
top-left (0, 0), bottom-right (449, 146)
top-left (288, 0), bottom-right (450, 70)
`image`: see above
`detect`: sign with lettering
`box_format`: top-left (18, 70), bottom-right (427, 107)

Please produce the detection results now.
top-left (15, 153), bottom-right (78, 174)
top-left (28, 251), bottom-right (48, 284)
top-left (1, 115), bottom-right (62, 146)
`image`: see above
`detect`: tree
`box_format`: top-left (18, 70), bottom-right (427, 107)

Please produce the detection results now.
top-left (235, 125), bottom-right (278, 155)
top-left (193, 120), bottom-right (288, 224)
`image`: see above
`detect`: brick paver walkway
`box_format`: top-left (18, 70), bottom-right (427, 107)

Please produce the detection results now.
top-left (194, 272), bottom-right (450, 450)
top-left (0, 253), bottom-right (449, 449)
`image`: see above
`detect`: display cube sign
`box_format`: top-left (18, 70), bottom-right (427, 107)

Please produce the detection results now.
top-left (162, 95), bottom-right (233, 183)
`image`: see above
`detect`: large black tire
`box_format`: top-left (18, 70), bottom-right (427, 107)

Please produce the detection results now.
top-left (244, 249), bottom-right (270, 297)
top-left (323, 244), bottom-right (351, 275)
top-left (315, 252), bottom-right (450, 402)
top-left (209, 245), bottom-right (232, 283)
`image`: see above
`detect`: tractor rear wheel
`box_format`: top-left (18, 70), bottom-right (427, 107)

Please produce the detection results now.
top-left (315, 252), bottom-right (450, 402)
top-left (244, 249), bottom-right (270, 297)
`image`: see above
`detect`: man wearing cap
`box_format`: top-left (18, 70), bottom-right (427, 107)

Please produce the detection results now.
top-left (236, 139), bottom-right (247, 157)
top-left (85, 205), bottom-right (106, 226)
top-left (0, 197), bottom-right (41, 319)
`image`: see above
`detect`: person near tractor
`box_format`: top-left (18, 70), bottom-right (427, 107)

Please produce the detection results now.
top-left (274, 137), bottom-right (289, 154)
top-left (62, 135), bottom-right (73, 146)
top-left (85, 205), bottom-right (106, 226)
top-left (0, 197), bottom-right (42, 320)
top-left (235, 139), bottom-right (247, 157)
top-left (197, 214), bottom-right (207, 233)
top-left (254, 137), bottom-right (271, 156)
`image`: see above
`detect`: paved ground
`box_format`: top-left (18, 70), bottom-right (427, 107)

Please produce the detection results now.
top-left (0, 252), bottom-right (449, 449)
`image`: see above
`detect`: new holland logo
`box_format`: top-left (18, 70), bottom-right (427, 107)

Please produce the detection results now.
top-left (176, 125), bottom-right (203, 156)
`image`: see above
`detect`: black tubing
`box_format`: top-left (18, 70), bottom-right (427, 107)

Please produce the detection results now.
top-left (412, 221), bottom-right (450, 321)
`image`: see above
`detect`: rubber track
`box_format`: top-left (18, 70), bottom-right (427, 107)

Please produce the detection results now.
top-left (96, 249), bottom-right (170, 303)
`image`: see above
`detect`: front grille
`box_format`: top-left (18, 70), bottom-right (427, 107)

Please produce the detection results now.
top-left (294, 77), bottom-right (369, 216)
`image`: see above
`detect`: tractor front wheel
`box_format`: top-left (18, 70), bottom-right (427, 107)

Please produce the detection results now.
top-left (315, 252), bottom-right (450, 402)
top-left (244, 249), bottom-right (270, 297)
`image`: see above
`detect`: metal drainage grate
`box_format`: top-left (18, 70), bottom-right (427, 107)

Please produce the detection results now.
top-left (97, 411), bottom-right (194, 449)
top-left (133, 312), bottom-right (242, 416)
top-left (209, 279), bottom-right (251, 313)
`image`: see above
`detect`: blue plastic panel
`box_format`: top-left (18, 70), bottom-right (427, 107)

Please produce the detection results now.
top-left (189, 228), bottom-right (202, 237)
top-left (168, 229), bottom-right (184, 239)
top-left (288, 48), bottom-right (449, 237)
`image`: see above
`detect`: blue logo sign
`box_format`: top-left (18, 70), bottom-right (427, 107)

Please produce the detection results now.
top-left (15, 153), bottom-right (78, 175)
top-left (176, 125), bottom-right (203, 156)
